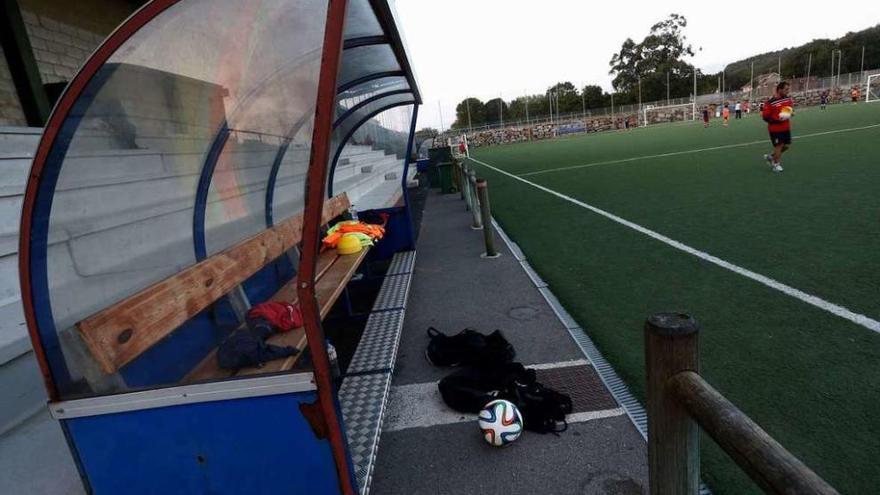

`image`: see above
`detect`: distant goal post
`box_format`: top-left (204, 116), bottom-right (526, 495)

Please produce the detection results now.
top-left (867, 74), bottom-right (880, 103)
top-left (642, 102), bottom-right (697, 126)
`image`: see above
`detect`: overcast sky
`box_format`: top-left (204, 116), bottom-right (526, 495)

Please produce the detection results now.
top-left (394, 0), bottom-right (880, 130)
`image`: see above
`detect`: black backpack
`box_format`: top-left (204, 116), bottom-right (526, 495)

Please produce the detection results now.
top-left (438, 362), bottom-right (573, 434)
top-left (425, 327), bottom-right (516, 367)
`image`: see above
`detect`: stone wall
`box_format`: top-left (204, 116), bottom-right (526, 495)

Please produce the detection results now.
top-left (0, 0), bottom-right (132, 126)
top-left (19, 9), bottom-right (106, 86)
top-left (0, 45), bottom-right (27, 126)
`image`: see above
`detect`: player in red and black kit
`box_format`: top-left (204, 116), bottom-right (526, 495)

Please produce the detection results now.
top-left (762, 81), bottom-right (793, 172)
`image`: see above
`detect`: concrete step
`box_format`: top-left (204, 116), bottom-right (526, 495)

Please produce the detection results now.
top-left (0, 410), bottom-right (83, 494)
top-left (0, 127), bottom-right (41, 156)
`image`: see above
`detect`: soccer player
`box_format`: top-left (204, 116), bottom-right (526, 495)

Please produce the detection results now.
top-left (851, 86), bottom-right (860, 103)
top-left (762, 81), bottom-right (794, 173)
top-left (722, 103), bottom-right (730, 126)
top-left (735, 101), bottom-right (743, 119)
top-left (820, 91), bottom-right (828, 110)
top-left (702, 106), bottom-right (710, 128)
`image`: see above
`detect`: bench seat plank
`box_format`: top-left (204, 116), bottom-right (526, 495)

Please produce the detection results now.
top-left (182, 250), bottom-right (343, 383)
top-left (237, 247), bottom-right (370, 376)
top-left (77, 195), bottom-right (350, 374)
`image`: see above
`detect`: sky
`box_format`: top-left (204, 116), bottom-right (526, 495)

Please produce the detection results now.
top-left (394, 0), bottom-right (880, 130)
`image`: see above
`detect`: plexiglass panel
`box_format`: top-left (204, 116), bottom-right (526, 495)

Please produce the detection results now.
top-left (330, 101), bottom-right (413, 211)
top-left (34, 0), bottom-right (328, 398)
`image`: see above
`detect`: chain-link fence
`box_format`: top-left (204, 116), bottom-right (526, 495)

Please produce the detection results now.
top-left (445, 67), bottom-right (880, 138)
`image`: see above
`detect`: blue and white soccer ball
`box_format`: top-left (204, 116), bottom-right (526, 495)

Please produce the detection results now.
top-left (478, 399), bottom-right (523, 447)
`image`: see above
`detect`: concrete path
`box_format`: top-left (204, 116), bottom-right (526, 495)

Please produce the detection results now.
top-left (370, 190), bottom-right (648, 495)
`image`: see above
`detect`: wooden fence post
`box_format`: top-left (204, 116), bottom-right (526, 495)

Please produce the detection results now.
top-left (645, 312), bottom-right (701, 495)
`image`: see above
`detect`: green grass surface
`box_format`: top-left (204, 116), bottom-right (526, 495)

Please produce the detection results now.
top-left (467, 103), bottom-right (880, 494)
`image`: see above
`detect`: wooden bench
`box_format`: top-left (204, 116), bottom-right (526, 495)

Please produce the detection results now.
top-left (75, 193), bottom-right (370, 384)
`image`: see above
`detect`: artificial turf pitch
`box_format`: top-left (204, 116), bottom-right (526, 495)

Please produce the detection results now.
top-left (467, 103), bottom-right (880, 494)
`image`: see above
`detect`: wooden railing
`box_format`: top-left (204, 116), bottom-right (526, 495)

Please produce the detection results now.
top-left (644, 312), bottom-right (841, 495)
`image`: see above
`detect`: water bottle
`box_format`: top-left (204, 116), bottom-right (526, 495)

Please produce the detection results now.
top-left (349, 205), bottom-right (358, 222)
top-left (327, 340), bottom-right (341, 383)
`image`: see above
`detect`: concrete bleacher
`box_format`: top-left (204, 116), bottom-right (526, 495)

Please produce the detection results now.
top-left (0, 125), bottom-right (415, 438)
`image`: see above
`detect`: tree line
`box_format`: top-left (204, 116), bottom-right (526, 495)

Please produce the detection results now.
top-left (443, 17), bottom-right (880, 130)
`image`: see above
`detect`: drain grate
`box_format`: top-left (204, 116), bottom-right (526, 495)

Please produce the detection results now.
top-left (536, 364), bottom-right (619, 413)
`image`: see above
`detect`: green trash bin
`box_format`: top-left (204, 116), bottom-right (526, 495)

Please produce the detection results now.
top-left (427, 146), bottom-right (453, 188)
top-left (437, 161), bottom-right (455, 194)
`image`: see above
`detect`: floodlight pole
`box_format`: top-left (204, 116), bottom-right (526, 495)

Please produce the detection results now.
top-left (860, 45), bottom-right (865, 84)
top-left (499, 92), bottom-right (504, 128)
top-left (525, 92), bottom-right (530, 125)
top-left (466, 98), bottom-right (472, 133)
top-left (581, 85), bottom-right (586, 125)
top-left (830, 50), bottom-right (836, 88)
top-left (692, 70), bottom-right (697, 121)
top-left (749, 62), bottom-right (754, 104)
top-left (548, 91), bottom-right (553, 124)
top-left (667, 71), bottom-right (670, 106)
top-left (438, 100), bottom-right (445, 132)
top-left (639, 75), bottom-right (644, 126)
top-left (611, 92), bottom-right (615, 128)
top-left (805, 53), bottom-right (812, 95)
top-left (837, 50), bottom-right (842, 90)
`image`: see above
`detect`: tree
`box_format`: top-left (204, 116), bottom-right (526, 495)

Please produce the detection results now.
top-left (608, 14), bottom-right (696, 102)
top-left (452, 97), bottom-right (485, 129)
top-left (581, 85), bottom-right (606, 110)
top-left (546, 82), bottom-right (581, 114)
top-left (484, 98), bottom-right (509, 125)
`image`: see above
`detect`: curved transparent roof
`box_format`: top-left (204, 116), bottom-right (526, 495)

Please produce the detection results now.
top-left (344, 0), bottom-right (383, 39)
top-left (20, 0), bottom-right (420, 400)
top-left (338, 44), bottom-right (401, 90)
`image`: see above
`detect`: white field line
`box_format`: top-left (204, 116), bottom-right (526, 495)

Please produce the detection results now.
top-left (468, 156), bottom-right (880, 335)
top-left (519, 123), bottom-right (880, 177)
top-left (383, 380), bottom-right (623, 432)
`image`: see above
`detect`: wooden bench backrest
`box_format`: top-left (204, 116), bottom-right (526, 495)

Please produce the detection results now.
top-left (77, 194), bottom-right (351, 374)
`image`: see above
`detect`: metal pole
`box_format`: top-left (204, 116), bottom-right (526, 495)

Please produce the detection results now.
top-left (525, 93), bottom-right (530, 125)
top-left (805, 53), bottom-right (812, 95)
top-left (611, 92), bottom-right (615, 128)
top-left (860, 45), bottom-right (865, 84)
top-left (499, 92), bottom-right (504, 128)
top-left (667, 71), bottom-right (670, 106)
top-left (548, 92), bottom-right (553, 124)
top-left (468, 169), bottom-right (482, 230)
top-left (438, 100), bottom-right (445, 132)
top-left (749, 61), bottom-right (754, 104)
top-left (476, 179), bottom-right (498, 258)
top-left (581, 85), bottom-right (586, 125)
top-left (639, 75), bottom-right (644, 126)
top-left (837, 50), bottom-right (842, 91)
top-left (466, 98), bottom-right (472, 133)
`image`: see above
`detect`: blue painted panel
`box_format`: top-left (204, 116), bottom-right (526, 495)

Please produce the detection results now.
top-left (119, 308), bottom-right (233, 388)
top-left (120, 256), bottom-right (294, 388)
top-left (65, 391), bottom-right (341, 495)
top-left (363, 206), bottom-right (413, 260)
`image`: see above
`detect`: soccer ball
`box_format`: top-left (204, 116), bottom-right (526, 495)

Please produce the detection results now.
top-left (778, 106), bottom-right (793, 120)
top-left (478, 399), bottom-right (523, 447)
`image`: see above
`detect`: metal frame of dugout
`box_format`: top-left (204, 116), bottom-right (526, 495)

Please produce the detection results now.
top-left (18, 1), bottom-right (420, 493)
